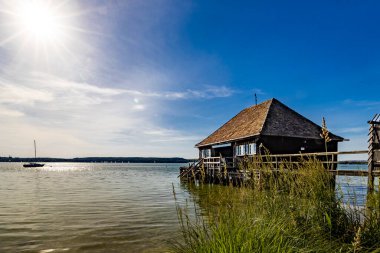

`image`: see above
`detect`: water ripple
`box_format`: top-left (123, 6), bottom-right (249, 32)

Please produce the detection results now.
top-left (0, 163), bottom-right (188, 252)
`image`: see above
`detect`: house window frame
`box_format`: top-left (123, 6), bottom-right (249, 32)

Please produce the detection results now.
top-left (235, 143), bottom-right (256, 156)
top-left (247, 143), bottom-right (256, 155)
top-left (201, 149), bottom-right (211, 158)
top-left (235, 144), bottom-right (245, 156)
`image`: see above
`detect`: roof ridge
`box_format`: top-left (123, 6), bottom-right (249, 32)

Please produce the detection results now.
top-left (246, 97), bottom-right (274, 109)
top-left (258, 98), bottom-right (275, 134)
top-left (273, 99), bottom-right (325, 132)
top-left (262, 99), bottom-right (343, 140)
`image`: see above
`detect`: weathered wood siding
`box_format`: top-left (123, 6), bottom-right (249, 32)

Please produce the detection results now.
top-left (198, 135), bottom-right (339, 160)
top-left (258, 136), bottom-right (338, 155)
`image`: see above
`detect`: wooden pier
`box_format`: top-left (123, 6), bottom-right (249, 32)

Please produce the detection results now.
top-left (180, 114), bottom-right (380, 190)
top-left (180, 150), bottom-right (370, 184)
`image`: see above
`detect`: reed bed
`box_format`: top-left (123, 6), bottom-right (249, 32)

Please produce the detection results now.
top-left (173, 157), bottom-right (380, 253)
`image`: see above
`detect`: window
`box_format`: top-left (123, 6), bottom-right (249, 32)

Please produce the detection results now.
top-left (235, 144), bottom-right (245, 156)
top-left (248, 143), bottom-right (256, 155)
top-left (235, 143), bottom-right (256, 156)
top-left (201, 149), bottom-right (211, 158)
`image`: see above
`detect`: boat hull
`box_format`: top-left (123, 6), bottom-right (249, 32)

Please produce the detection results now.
top-left (23, 163), bottom-right (45, 168)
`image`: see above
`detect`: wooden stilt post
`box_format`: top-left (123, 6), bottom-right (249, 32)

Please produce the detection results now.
top-left (367, 114), bottom-right (379, 194)
top-left (366, 114), bottom-right (380, 217)
top-left (368, 123), bottom-right (375, 194)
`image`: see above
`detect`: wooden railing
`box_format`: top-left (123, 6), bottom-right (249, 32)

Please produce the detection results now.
top-left (200, 150), bottom-right (371, 176)
top-left (263, 150), bottom-right (367, 157)
top-left (178, 158), bottom-right (203, 178)
top-left (203, 150), bottom-right (367, 166)
top-left (180, 149), bottom-right (380, 186)
top-left (244, 150), bottom-right (368, 167)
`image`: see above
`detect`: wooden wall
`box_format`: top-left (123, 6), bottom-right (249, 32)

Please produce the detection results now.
top-left (258, 136), bottom-right (338, 155)
top-left (198, 135), bottom-right (339, 159)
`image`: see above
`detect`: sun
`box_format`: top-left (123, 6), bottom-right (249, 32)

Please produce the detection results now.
top-left (0, 0), bottom-right (85, 65)
top-left (0, 0), bottom-right (81, 53)
top-left (0, 0), bottom-right (93, 75)
top-left (17, 2), bottom-right (60, 40)
top-left (13, 1), bottom-right (65, 43)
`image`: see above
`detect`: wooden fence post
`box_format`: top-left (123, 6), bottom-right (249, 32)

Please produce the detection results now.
top-left (368, 114), bottom-right (380, 194)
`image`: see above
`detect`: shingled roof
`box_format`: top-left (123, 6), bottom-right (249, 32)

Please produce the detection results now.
top-left (196, 98), bottom-right (344, 147)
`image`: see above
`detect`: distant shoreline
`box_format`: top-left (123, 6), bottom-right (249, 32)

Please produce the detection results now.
top-left (0, 157), bottom-right (195, 163)
top-left (0, 157), bottom-right (365, 164)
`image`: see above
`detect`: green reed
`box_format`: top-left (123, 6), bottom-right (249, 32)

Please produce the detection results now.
top-left (173, 157), bottom-right (380, 253)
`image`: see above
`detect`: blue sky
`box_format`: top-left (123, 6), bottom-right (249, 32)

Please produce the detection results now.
top-left (0, 0), bottom-right (379, 158)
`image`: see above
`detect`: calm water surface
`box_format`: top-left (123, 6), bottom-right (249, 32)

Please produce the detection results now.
top-left (0, 163), bottom-right (191, 253)
top-left (0, 163), bottom-right (377, 252)
top-left (336, 164), bottom-right (379, 206)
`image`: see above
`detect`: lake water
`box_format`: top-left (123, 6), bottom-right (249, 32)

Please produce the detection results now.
top-left (0, 163), bottom-right (191, 253)
top-left (0, 163), bottom-right (377, 252)
top-left (336, 164), bottom-right (379, 206)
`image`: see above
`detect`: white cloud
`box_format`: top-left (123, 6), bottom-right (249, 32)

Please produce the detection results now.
top-left (0, 106), bottom-right (24, 117)
top-left (143, 128), bottom-right (201, 142)
top-left (132, 104), bottom-right (145, 111)
top-left (0, 72), bottom-right (234, 111)
top-left (123, 85), bottom-right (234, 100)
top-left (0, 82), bottom-right (54, 105)
top-left (338, 127), bottom-right (368, 134)
top-left (343, 99), bottom-right (380, 108)
top-left (252, 88), bottom-right (265, 95)
top-left (0, 73), bottom-right (126, 109)
top-left (0, 72), bottom-right (228, 158)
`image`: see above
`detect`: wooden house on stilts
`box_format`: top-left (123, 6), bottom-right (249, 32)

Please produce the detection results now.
top-left (180, 98), bottom-right (345, 183)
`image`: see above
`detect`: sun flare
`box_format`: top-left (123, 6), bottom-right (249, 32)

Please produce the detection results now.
top-left (0, 0), bottom-right (83, 56)
top-left (0, 0), bottom-right (86, 65)
top-left (17, 2), bottom-right (60, 40)
top-left (13, 1), bottom-right (64, 43)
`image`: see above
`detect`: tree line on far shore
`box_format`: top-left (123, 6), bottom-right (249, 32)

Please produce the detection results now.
top-left (0, 156), bottom-right (194, 163)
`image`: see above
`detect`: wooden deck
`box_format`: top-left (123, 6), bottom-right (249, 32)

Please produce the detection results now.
top-left (179, 150), bottom-right (380, 186)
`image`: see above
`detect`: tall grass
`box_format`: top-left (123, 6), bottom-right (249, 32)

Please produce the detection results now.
top-left (173, 157), bottom-right (380, 253)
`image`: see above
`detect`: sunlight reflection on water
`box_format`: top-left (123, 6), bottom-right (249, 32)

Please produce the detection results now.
top-left (0, 163), bottom-right (190, 253)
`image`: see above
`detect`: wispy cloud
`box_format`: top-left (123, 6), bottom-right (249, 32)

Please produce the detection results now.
top-left (337, 127), bottom-right (368, 134)
top-left (123, 85), bottom-right (234, 100)
top-left (0, 71), bottom-right (231, 158)
top-left (0, 73), bottom-right (124, 108)
top-left (251, 88), bottom-right (265, 95)
top-left (143, 128), bottom-right (202, 142)
top-left (343, 99), bottom-right (380, 108)
top-left (0, 72), bottom-right (234, 112)
top-left (0, 106), bottom-right (24, 117)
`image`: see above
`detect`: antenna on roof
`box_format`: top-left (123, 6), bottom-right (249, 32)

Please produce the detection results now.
top-left (254, 93), bottom-right (258, 105)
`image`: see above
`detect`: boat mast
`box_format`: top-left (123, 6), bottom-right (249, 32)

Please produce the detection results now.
top-left (34, 140), bottom-right (36, 159)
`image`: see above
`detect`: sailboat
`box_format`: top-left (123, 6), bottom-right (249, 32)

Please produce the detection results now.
top-left (23, 140), bottom-right (45, 168)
